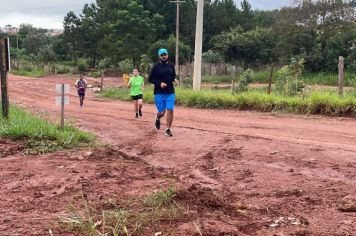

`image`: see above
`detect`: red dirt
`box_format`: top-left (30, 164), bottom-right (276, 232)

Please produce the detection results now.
top-left (0, 74), bottom-right (355, 235)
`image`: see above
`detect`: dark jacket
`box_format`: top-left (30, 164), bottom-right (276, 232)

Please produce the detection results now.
top-left (148, 61), bottom-right (176, 95)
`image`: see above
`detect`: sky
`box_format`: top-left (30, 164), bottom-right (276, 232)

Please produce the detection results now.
top-left (0, 0), bottom-right (293, 29)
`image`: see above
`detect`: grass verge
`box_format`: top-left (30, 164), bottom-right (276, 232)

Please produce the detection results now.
top-left (100, 87), bottom-right (356, 117)
top-left (0, 105), bottom-right (94, 154)
top-left (11, 68), bottom-right (45, 77)
top-left (199, 71), bottom-right (355, 87)
top-left (242, 71), bottom-right (355, 86)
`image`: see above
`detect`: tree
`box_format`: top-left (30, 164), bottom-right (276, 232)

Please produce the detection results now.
top-left (148, 34), bottom-right (192, 64)
top-left (38, 46), bottom-right (57, 66)
top-left (239, 0), bottom-right (253, 30)
top-left (23, 32), bottom-right (48, 55)
top-left (18, 24), bottom-right (47, 39)
top-left (212, 27), bottom-right (278, 69)
top-left (63, 11), bottom-right (83, 65)
top-left (204, 0), bottom-right (239, 50)
top-left (108, 0), bottom-right (165, 66)
top-left (52, 35), bottom-right (71, 61)
top-left (274, 0), bottom-right (356, 72)
top-left (80, 3), bottom-right (100, 67)
top-left (202, 50), bottom-right (223, 63)
top-left (252, 10), bottom-right (277, 28)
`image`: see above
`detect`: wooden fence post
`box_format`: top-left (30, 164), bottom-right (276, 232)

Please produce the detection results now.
top-left (0, 38), bottom-right (9, 119)
top-left (100, 71), bottom-right (104, 91)
top-left (267, 65), bottom-right (275, 94)
top-left (338, 56), bottom-right (344, 96)
top-left (231, 79), bottom-right (235, 94)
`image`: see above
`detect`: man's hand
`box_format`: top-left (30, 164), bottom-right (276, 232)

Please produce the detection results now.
top-left (160, 82), bottom-right (167, 88)
top-left (174, 79), bottom-right (180, 86)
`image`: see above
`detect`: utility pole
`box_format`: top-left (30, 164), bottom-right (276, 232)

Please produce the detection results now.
top-left (16, 35), bottom-right (19, 69)
top-left (171, 1), bottom-right (185, 82)
top-left (0, 37), bottom-right (10, 119)
top-left (193, 0), bottom-right (204, 91)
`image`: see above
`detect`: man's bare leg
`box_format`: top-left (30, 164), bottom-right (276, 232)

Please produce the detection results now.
top-left (166, 109), bottom-right (173, 129)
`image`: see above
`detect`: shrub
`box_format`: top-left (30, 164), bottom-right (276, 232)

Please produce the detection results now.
top-left (275, 58), bottom-right (306, 96)
top-left (236, 69), bottom-right (253, 92)
top-left (77, 58), bottom-right (88, 72)
top-left (118, 59), bottom-right (134, 74)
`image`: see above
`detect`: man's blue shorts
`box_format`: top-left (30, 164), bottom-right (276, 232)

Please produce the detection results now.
top-left (154, 94), bottom-right (175, 113)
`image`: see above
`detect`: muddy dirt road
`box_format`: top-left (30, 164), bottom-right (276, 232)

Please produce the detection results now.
top-left (1, 75), bottom-right (355, 235)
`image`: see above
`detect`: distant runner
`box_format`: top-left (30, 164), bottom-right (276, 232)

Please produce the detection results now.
top-left (148, 48), bottom-right (179, 137)
top-left (75, 74), bottom-right (88, 108)
top-left (128, 68), bottom-right (144, 118)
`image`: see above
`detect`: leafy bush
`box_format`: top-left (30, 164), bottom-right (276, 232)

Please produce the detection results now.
top-left (236, 69), bottom-right (253, 92)
top-left (98, 58), bottom-right (113, 70)
top-left (202, 50), bottom-right (224, 63)
top-left (275, 58), bottom-right (306, 96)
top-left (77, 58), bottom-right (88, 72)
top-left (87, 71), bottom-right (102, 78)
top-left (118, 59), bottom-right (134, 73)
top-left (56, 64), bottom-right (71, 74)
top-left (140, 54), bottom-right (152, 76)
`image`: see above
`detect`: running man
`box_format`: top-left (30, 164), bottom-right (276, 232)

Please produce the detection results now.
top-left (75, 73), bottom-right (88, 108)
top-left (148, 48), bottom-right (179, 137)
top-left (128, 68), bottom-right (144, 118)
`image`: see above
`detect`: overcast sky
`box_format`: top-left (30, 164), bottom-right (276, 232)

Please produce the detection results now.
top-left (0, 0), bottom-right (293, 29)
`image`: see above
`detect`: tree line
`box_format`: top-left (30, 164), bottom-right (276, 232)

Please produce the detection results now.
top-left (1, 0), bottom-right (355, 73)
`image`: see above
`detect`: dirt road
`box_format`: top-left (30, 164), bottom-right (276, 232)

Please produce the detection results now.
top-left (1, 75), bottom-right (355, 235)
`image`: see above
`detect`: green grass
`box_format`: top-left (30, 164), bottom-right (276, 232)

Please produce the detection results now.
top-left (202, 75), bottom-right (236, 84)
top-left (253, 70), bottom-right (272, 83)
top-left (11, 62), bottom-right (74, 77)
top-left (11, 68), bottom-right (45, 77)
top-left (301, 72), bottom-right (355, 86)
top-left (0, 105), bottom-right (94, 153)
top-left (143, 187), bottom-right (176, 208)
top-left (60, 188), bottom-right (182, 235)
top-left (100, 86), bottom-right (356, 117)
top-left (254, 71), bottom-right (356, 86)
top-left (200, 71), bottom-right (355, 87)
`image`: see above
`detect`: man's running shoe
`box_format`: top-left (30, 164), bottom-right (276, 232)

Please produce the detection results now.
top-left (165, 128), bottom-right (173, 137)
top-left (135, 113), bottom-right (139, 118)
top-left (155, 115), bottom-right (160, 130)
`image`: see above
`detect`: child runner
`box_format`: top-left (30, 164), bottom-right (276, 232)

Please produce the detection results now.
top-left (128, 68), bottom-right (144, 118)
top-left (74, 73), bottom-right (88, 108)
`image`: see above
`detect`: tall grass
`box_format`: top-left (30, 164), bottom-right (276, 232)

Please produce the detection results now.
top-left (301, 72), bottom-right (355, 86)
top-left (0, 105), bottom-right (94, 153)
top-left (201, 71), bottom-right (355, 86)
top-left (202, 75), bottom-right (236, 84)
top-left (11, 68), bottom-right (45, 77)
top-left (11, 62), bottom-right (73, 77)
top-left (254, 71), bottom-right (356, 86)
top-left (100, 86), bottom-right (356, 117)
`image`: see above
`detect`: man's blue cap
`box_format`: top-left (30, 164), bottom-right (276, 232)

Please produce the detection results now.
top-left (158, 48), bottom-right (168, 56)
